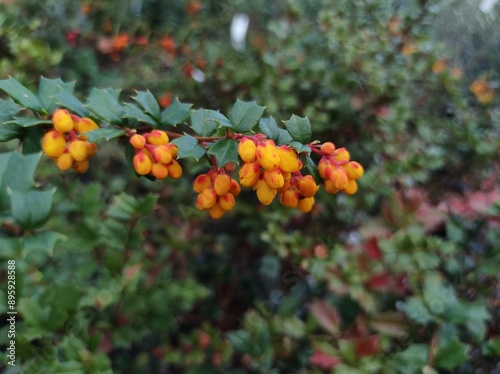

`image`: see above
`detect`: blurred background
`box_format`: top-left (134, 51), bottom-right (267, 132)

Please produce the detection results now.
top-left (0, 0), bottom-right (499, 373)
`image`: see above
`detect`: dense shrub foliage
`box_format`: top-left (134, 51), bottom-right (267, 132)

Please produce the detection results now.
top-left (0, 0), bottom-right (499, 373)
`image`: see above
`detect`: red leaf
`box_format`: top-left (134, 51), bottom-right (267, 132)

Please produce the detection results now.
top-left (355, 335), bottom-right (380, 358)
top-left (364, 236), bottom-right (382, 259)
top-left (309, 350), bottom-right (342, 370)
top-left (310, 299), bottom-right (341, 335)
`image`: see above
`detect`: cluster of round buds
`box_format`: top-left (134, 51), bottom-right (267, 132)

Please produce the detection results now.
top-left (238, 137), bottom-right (312, 207)
top-left (279, 174), bottom-right (318, 213)
top-left (318, 142), bottom-right (364, 195)
top-left (193, 169), bottom-right (241, 219)
top-left (41, 109), bottom-right (98, 173)
top-left (130, 130), bottom-right (182, 179)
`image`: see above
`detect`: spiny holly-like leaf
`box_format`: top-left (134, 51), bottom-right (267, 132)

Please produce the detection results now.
top-left (306, 156), bottom-right (321, 184)
top-left (289, 141), bottom-right (311, 154)
top-left (22, 127), bottom-right (44, 154)
top-left (228, 99), bottom-right (266, 133)
top-left (0, 99), bottom-right (21, 122)
top-left (207, 138), bottom-right (239, 167)
top-left (0, 77), bottom-right (44, 112)
top-left (190, 109), bottom-right (219, 136)
top-left (284, 115), bottom-right (312, 143)
top-left (277, 128), bottom-right (293, 145)
top-left (0, 151), bottom-right (40, 192)
top-left (54, 89), bottom-right (90, 117)
top-left (161, 98), bottom-right (192, 127)
top-left (123, 103), bottom-right (158, 127)
top-left (0, 124), bottom-right (23, 142)
top-left (10, 188), bottom-right (56, 229)
top-left (171, 134), bottom-right (206, 160)
top-left (133, 90), bottom-right (161, 121)
top-left (195, 110), bottom-right (234, 132)
top-left (23, 231), bottom-right (66, 256)
top-left (85, 128), bottom-right (125, 142)
top-left (4, 118), bottom-right (52, 128)
top-left (86, 88), bottom-right (125, 124)
top-left (259, 117), bottom-right (279, 141)
top-left (38, 77), bottom-right (75, 113)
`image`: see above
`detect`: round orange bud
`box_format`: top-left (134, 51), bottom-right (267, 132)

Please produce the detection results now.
top-left (166, 143), bottom-right (178, 158)
top-left (263, 168), bottom-right (284, 189)
top-left (193, 174), bottom-right (211, 193)
top-left (130, 134), bottom-right (146, 149)
top-left (329, 168), bottom-right (348, 189)
top-left (147, 130), bottom-right (169, 145)
top-left (239, 162), bottom-right (260, 187)
top-left (238, 137), bottom-right (257, 162)
top-left (344, 161), bottom-right (364, 180)
top-left (343, 179), bottom-right (358, 195)
top-left (166, 159), bottom-right (182, 179)
top-left (255, 180), bottom-right (277, 205)
top-left (323, 179), bottom-right (339, 194)
top-left (277, 145), bottom-right (299, 173)
top-left (133, 152), bottom-right (152, 175)
top-left (320, 142), bottom-right (335, 155)
top-left (297, 175), bottom-right (318, 198)
top-left (74, 117), bottom-right (99, 134)
top-left (209, 202), bottom-right (225, 219)
top-left (219, 193), bottom-right (236, 211)
top-left (73, 159), bottom-right (89, 173)
top-left (214, 174), bottom-right (231, 196)
top-left (68, 140), bottom-right (89, 162)
top-left (56, 152), bottom-right (74, 171)
top-left (318, 157), bottom-right (334, 179)
top-left (151, 162), bottom-right (169, 179)
top-left (87, 142), bottom-right (97, 158)
top-left (52, 109), bottom-right (74, 133)
top-left (332, 147), bottom-right (350, 163)
top-left (256, 141), bottom-right (280, 171)
top-left (229, 179), bottom-right (241, 197)
top-left (195, 193), bottom-right (206, 210)
top-left (152, 145), bottom-right (173, 164)
top-left (280, 189), bottom-right (299, 208)
top-left (298, 197), bottom-right (315, 213)
top-left (42, 130), bottom-right (67, 158)
top-left (200, 188), bottom-right (218, 209)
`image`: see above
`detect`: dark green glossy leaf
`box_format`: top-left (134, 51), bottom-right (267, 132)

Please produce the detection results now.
top-left (190, 109), bottom-right (220, 136)
top-left (37, 77), bottom-right (75, 113)
top-left (54, 89), bottom-right (90, 117)
top-left (207, 138), bottom-right (239, 167)
top-left (276, 128), bottom-right (293, 145)
top-left (306, 156), bottom-right (321, 184)
top-left (283, 115), bottom-right (312, 143)
top-left (0, 99), bottom-right (21, 122)
top-left (171, 134), bottom-right (206, 160)
top-left (289, 141), bottom-right (311, 154)
top-left (228, 99), bottom-right (266, 132)
top-left (0, 123), bottom-right (23, 142)
top-left (133, 90), bottom-right (161, 121)
top-left (123, 103), bottom-right (157, 127)
top-left (23, 231), bottom-right (66, 256)
top-left (0, 77), bottom-right (44, 112)
top-left (10, 188), bottom-right (56, 229)
top-left (86, 88), bottom-right (125, 124)
top-left (85, 128), bottom-right (125, 142)
top-left (259, 117), bottom-right (279, 141)
top-left (4, 117), bottom-right (52, 128)
top-left (160, 98), bottom-right (192, 127)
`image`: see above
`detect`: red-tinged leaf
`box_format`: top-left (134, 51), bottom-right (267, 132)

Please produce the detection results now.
top-left (123, 263), bottom-right (142, 281)
top-left (414, 201), bottom-right (446, 232)
top-left (364, 236), bottom-right (383, 259)
top-left (309, 350), bottom-right (342, 370)
top-left (366, 273), bottom-right (393, 291)
top-left (354, 335), bottom-right (380, 358)
top-left (370, 312), bottom-right (409, 338)
top-left (309, 299), bottom-right (341, 335)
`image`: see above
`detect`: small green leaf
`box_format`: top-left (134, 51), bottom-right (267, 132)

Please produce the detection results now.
top-left (207, 138), bottom-right (239, 167)
top-left (171, 134), bottom-right (206, 160)
top-left (22, 126), bottom-right (44, 154)
top-left (398, 297), bottom-right (433, 324)
top-left (10, 188), bottom-right (56, 229)
top-left (259, 117), bottom-right (279, 141)
top-left (228, 99), bottom-right (266, 132)
top-left (227, 331), bottom-right (254, 354)
top-left (0, 237), bottom-right (22, 260)
top-left (86, 88), bottom-right (125, 124)
top-left (289, 141), bottom-right (311, 154)
top-left (190, 109), bottom-right (220, 136)
top-left (23, 231), bottom-right (66, 256)
top-left (1, 151), bottom-right (41, 192)
top-left (54, 89), bottom-right (90, 117)
top-left (276, 128), bottom-right (293, 145)
top-left (37, 77), bottom-right (75, 113)
top-left (434, 339), bottom-right (468, 370)
top-left (133, 90), bottom-right (161, 121)
top-left (160, 98), bottom-right (192, 127)
top-left (0, 77), bottom-right (44, 112)
top-left (18, 298), bottom-right (47, 326)
top-left (85, 128), bottom-right (125, 142)
top-left (123, 103), bottom-right (158, 127)
top-left (283, 115), bottom-right (312, 143)
top-left (4, 117), bottom-right (52, 128)
top-left (306, 156), bottom-right (321, 184)
top-left (0, 99), bottom-right (21, 122)
top-left (201, 110), bottom-right (234, 130)
top-left (0, 123), bottom-right (23, 142)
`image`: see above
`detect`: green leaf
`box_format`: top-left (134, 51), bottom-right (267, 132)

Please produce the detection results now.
top-left (4, 117), bottom-right (52, 128)
top-left (198, 110), bottom-right (234, 131)
top-left (133, 90), bottom-right (161, 121)
top-left (123, 103), bottom-right (158, 127)
top-left (1, 151), bottom-right (40, 192)
top-left (160, 98), bottom-right (192, 127)
top-left (306, 156), bottom-right (321, 184)
top-left (10, 188), bottom-right (56, 229)
top-left (283, 115), bottom-right (312, 143)
top-left (0, 237), bottom-right (22, 260)
top-left (171, 134), bottom-right (206, 160)
top-left (276, 128), bottom-right (293, 145)
top-left (0, 77), bottom-right (44, 112)
top-left (207, 138), bottom-right (239, 167)
top-left (259, 117), bottom-right (280, 141)
top-left (227, 330), bottom-right (254, 354)
top-left (85, 128), bottom-right (125, 142)
top-left (434, 339), bottom-right (468, 370)
top-left (37, 77), bottom-right (75, 113)
top-left (0, 123), bottom-right (23, 142)
top-left (18, 298), bottom-right (47, 326)
top-left (23, 231), bottom-right (66, 256)
top-left (86, 88), bottom-right (125, 124)
top-left (289, 141), bottom-right (311, 154)
top-left (22, 126), bottom-right (44, 154)
top-left (54, 89), bottom-right (90, 117)
top-left (190, 109), bottom-right (220, 136)
top-left (398, 297), bottom-right (433, 324)
top-left (228, 99), bottom-right (266, 132)
top-left (0, 99), bottom-right (21, 122)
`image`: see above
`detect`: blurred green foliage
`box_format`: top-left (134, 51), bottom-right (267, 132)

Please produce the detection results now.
top-left (1, 0), bottom-right (499, 373)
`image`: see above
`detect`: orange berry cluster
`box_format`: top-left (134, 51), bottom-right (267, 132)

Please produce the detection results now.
top-left (317, 142), bottom-right (364, 195)
top-left (237, 137), bottom-right (317, 212)
top-left (41, 109), bottom-right (98, 173)
top-left (130, 130), bottom-right (182, 179)
top-left (193, 170), bottom-right (241, 219)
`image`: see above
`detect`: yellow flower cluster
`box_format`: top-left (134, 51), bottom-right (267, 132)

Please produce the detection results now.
top-left (41, 109), bottom-right (98, 173)
top-left (130, 130), bottom-right (182, 179)
top-left (193, 170), bottom-right (241, 219)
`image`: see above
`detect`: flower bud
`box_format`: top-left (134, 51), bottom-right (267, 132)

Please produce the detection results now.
top-left (195, 194), bottom-right (206, 210)
top-left (166, 159), bottom-right (182, 179)
top-left (130, 134), bottom-right (146, 149)
top-left (167, 143), bottom-right (178, 158)
top-left (219, 193), bottom-right (236, 211)
top-left (238, 137), bottom-right (257, 162)
top-left (87, 142), bottom-right (97, 157)
top-left (255, 180), bottom-right (277, 205)
top-left (200, 188), bottom-right (218, 209)
top-left (229, 179), bottom-right (241, 197)
top-left (329, 168), bottom-right (348, 189)
top-left (42, 130), bottom-right (67, 158)
top-left (256, 141), bottom-right (280, 171)
top-left (277, 145), bottom-right (299, 173)
top-left (52, 109), bottom-right (74, 133)
top-left (318, 157), bottom-right (334, 179)
top-left (209, 202), bottom-right (225, 219)
top-left (344, 161), bottom-right (364, 180)
top-left (298, 197), bottom-right (315, 213)
top-left (146, 130), bottom-right (169, 145)
top-left (214, 174), bottom-right (231, 196)
top-left (332, 147), bottom-right (350, 163)
top-left (323, 179), bottom-right (339, 194)
top-left (193, 174), bottom-right (211, 193)
top-left (152, 145), bottom-right (173, 164)
top-left (56, 152), bottom-right (74, 171)
top-left (343, 179), bottom-right (358, 195)
top-left (297, 175), bottom-right (318, 198)
top-left (73, 159), bottom-right (89, 173)
top-left (280, 189), bottom-right (299, 208)
top-left (133, 152), bottom-right (152, 175)
top-left (68, 140), bottom-right (89, 162)
top-left (74, 117), bottom-right (99, 134)
top-left (320, 142), bottom-right (335, 155)
top-left (263, 168), bottom-right (284, 189)
top-left (151, 162), bottom-right (169, 179)
top-left (239, 162), bottom-right (260, 187)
